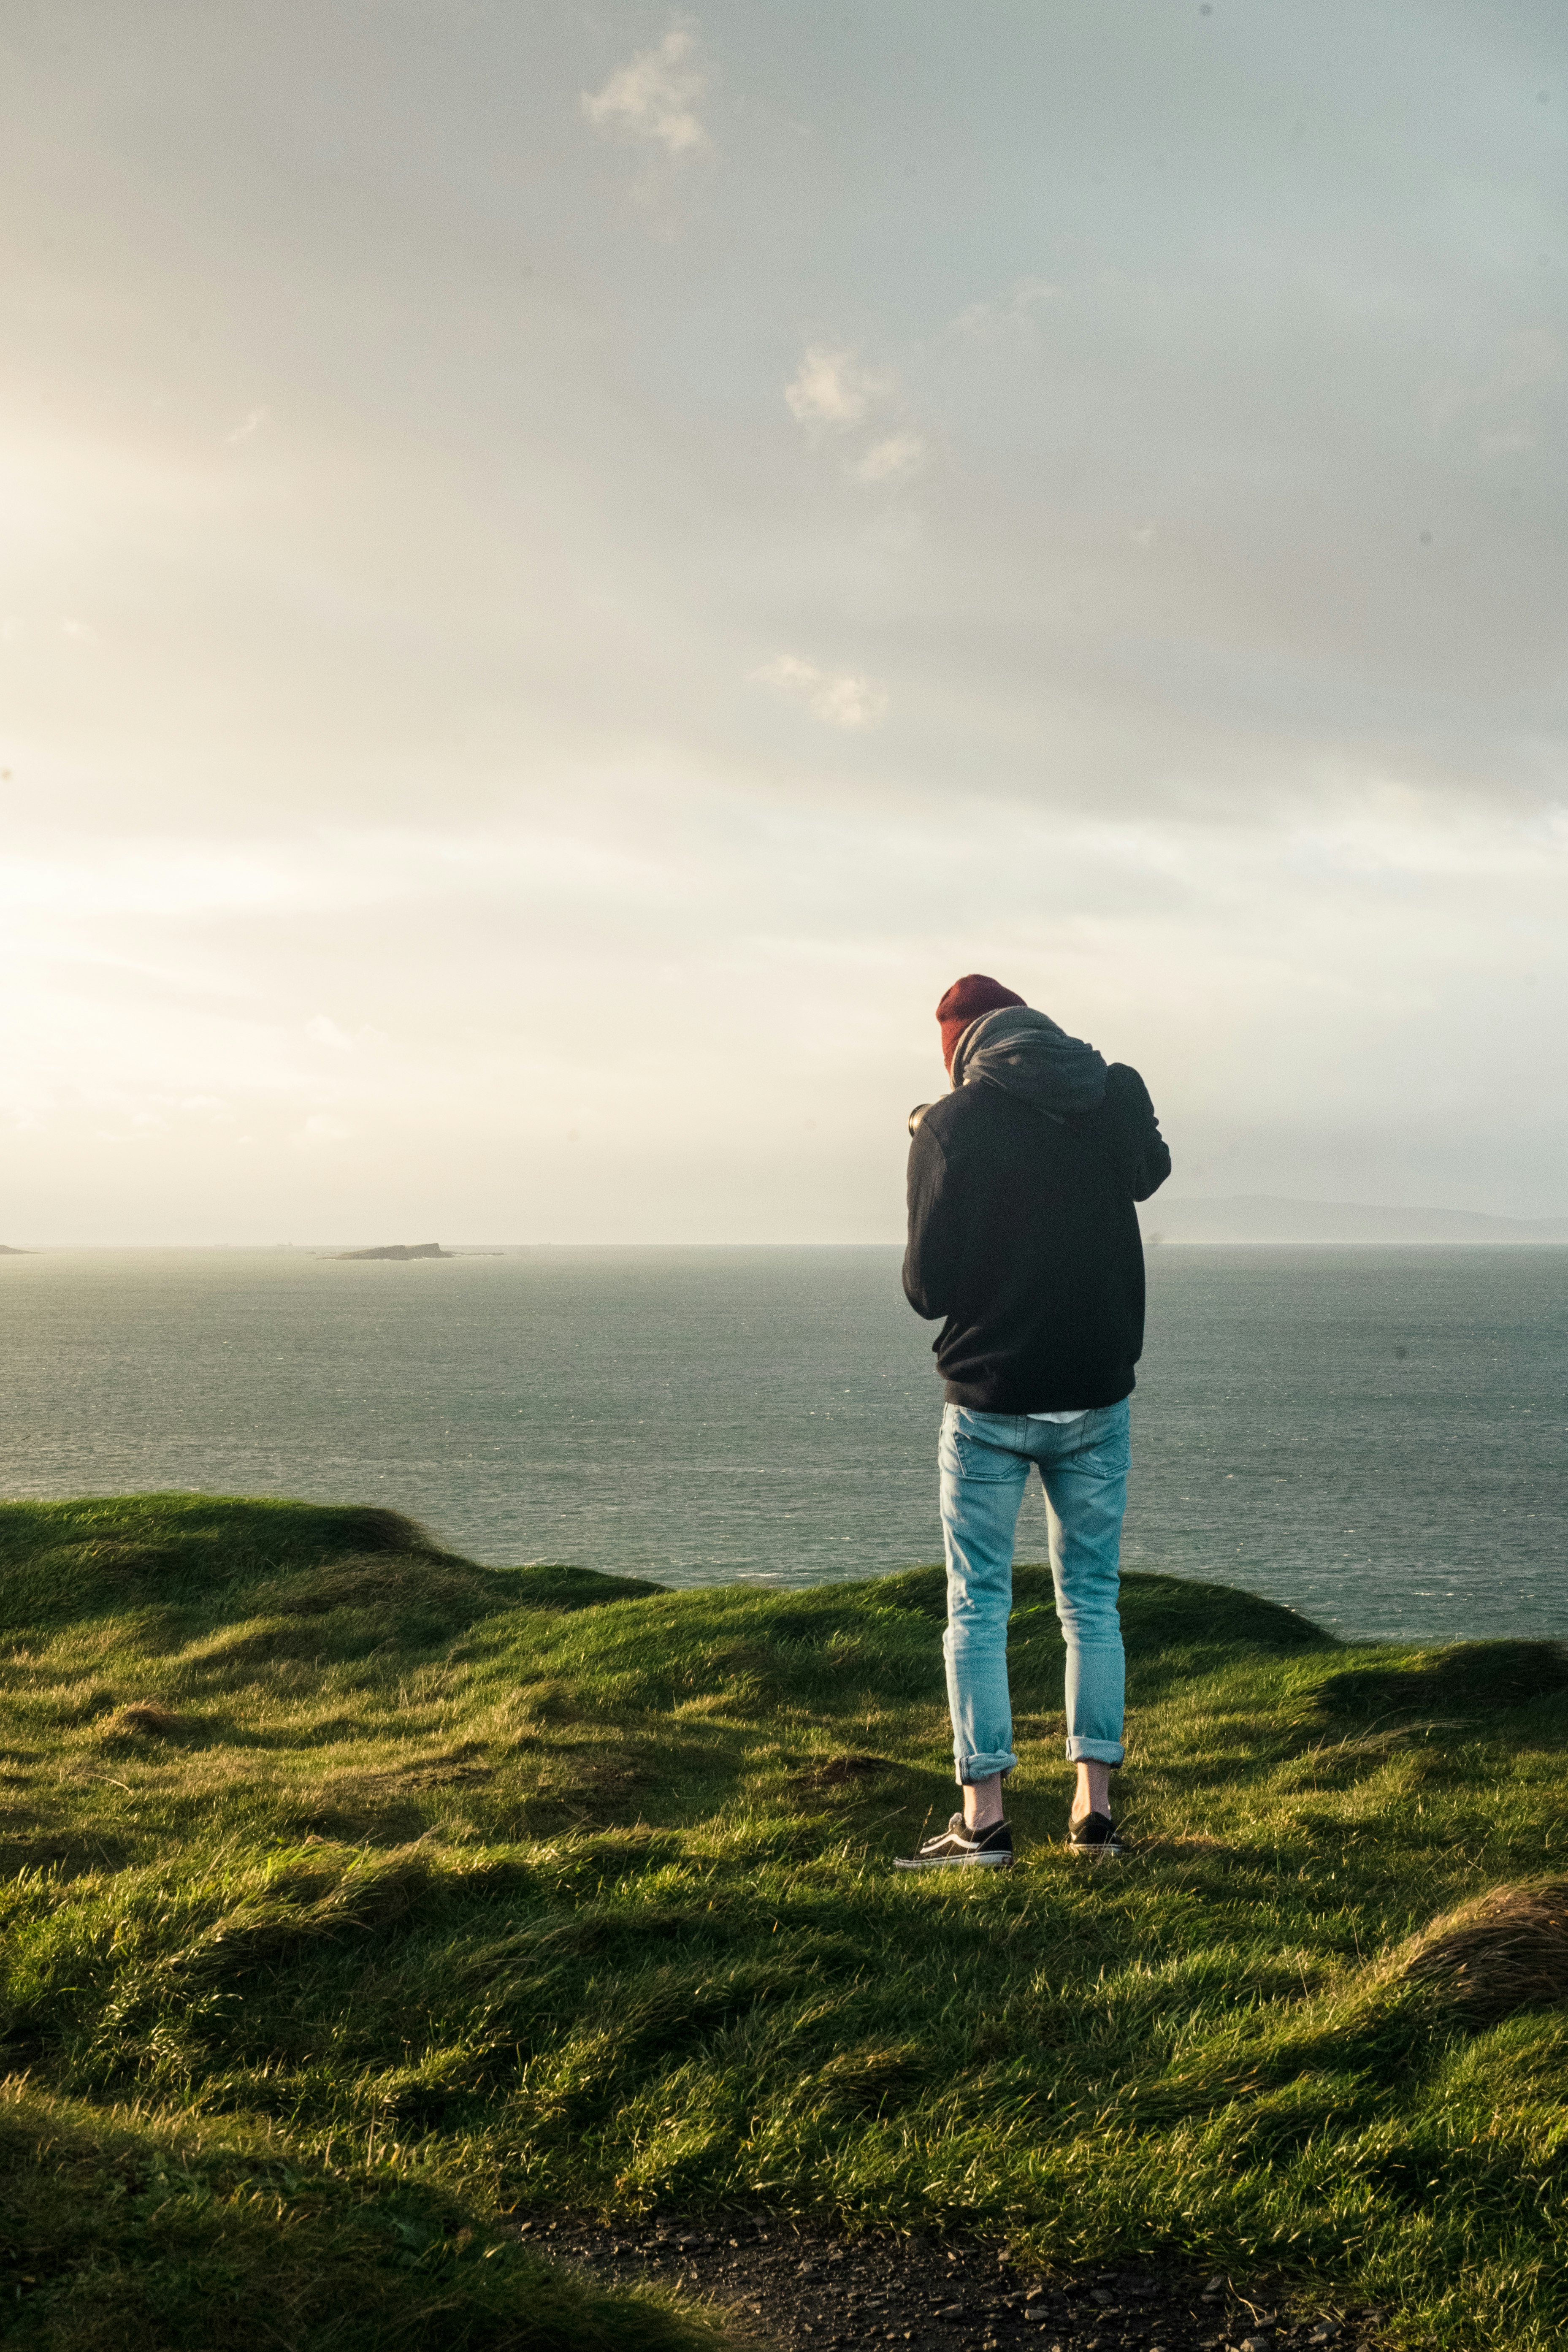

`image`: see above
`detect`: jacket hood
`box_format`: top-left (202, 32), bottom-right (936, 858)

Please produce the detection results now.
top-left (951, 1004), bottom-right (1108, 1119)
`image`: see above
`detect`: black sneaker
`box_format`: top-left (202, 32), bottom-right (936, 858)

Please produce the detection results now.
top-left (894, 1813), bottom-right (1014, 1870)
top-left (1067, 1810), bottom-right (1123, 1859)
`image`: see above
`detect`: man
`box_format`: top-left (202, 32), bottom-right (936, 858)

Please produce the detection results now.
top-left (895, 973), bottom-right (1170, 1869)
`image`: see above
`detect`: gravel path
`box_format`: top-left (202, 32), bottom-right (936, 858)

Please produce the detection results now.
top-left (507, 2215), bottom-right (1393, 2352)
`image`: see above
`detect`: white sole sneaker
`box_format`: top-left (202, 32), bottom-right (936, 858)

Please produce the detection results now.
top-left (1067, 1812), bottom-right (1123, 1859)
top-left (894, 1812), bottom-right (1015, 1869)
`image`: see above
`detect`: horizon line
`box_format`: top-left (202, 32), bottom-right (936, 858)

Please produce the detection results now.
top-left (4, 1236), bottom-right (1568, 1253)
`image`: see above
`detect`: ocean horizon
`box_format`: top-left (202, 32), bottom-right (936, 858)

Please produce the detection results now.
top-left (1, 1241), bottom-right (1563, 1646)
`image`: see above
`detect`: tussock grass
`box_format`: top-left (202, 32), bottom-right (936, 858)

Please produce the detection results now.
top-left (2, 1495), bottom-right (1567, 2347)
top-left (1403, 1881), bottom-right (1568, 2023)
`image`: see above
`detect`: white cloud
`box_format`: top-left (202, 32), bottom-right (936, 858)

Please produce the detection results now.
top-left (582, 18), bottom-right (711, 160)
top-left (306, 1014), bottom-right (354, 1051)
top-left (752, 653), bottom-right (888, 729)
top-left (784, 344), bottom-right (890, 429)
top-left (785, 344), bottom-right (927, 486)
top-left (305, 1012), bottom-right (388, 1054)
top-left (951, 276), bottom-right (1059, 338)
top-left (225, 406), bottom-right (268, 446)
top-left (850, 429), bottom-right (927, 484)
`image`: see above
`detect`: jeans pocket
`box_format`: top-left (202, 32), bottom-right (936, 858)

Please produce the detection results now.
top-left (942, 1411), bottom-right (1025, 1482)
top-left (1077, 1403), bottom-right (1132, 1478)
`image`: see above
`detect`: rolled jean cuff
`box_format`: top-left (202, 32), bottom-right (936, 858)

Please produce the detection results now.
top-left (954, 1746), bottom-right (1018, 1785)
top-left (1064, 1737), bottom-right (1124, 1766)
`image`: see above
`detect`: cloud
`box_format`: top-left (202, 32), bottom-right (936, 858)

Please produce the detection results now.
top-left (305, 1014), bottom-right (354, 1051)
top-left (306, 1012), bottom-right (387, 1054)
top-left (225, 406), bottom-right (268, 445)
top-left (785, 344), bottom-right (927, 486)
top-left (752, 653), bottom-right (888, 729)
top-left (784, 344), bottom-right (890, 429)
top-left (849, 429), bottom-right (927, 484)
top-left (951, 276), bottom-right (1059, 339)
top-left (582, 18), bottom-right (711, 161)
top-left (3, 0), bottom-right (1564, 1237)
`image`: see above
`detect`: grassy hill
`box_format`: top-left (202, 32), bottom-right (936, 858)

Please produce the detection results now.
top-left (2, 1496), bottom-right (1567, 2349)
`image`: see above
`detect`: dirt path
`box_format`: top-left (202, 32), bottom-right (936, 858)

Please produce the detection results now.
top-left (508, 2215), bottom-right (1389, 2352)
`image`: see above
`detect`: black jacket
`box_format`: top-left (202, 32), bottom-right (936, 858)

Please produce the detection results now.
top-left (902, 1064), bottom-right (1170, 1411)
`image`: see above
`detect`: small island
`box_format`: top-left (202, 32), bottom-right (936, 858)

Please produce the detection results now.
top-left (334, 1241), bottom-right (453, 1261)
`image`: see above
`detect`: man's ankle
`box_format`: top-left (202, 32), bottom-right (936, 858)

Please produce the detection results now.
top-left (961, 1772), bottom-right (1005, 1831)
top-left (1071, 1766), bottom-right (1113, 1824)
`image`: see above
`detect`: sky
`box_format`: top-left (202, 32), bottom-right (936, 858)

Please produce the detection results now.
top-left (1, 0), bottom-right (1564, 1242)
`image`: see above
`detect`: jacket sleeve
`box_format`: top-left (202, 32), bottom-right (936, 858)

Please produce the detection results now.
top-left (902, 1119), bottom-right (964, 1319)
top-left (1118, 1066), bottom-right (1172, 1202)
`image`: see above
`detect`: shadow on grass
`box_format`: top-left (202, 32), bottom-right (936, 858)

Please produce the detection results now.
top-left (0, 2081), bottom-right (719, 2352)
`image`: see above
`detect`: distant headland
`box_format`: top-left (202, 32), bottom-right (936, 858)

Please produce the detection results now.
top-left (333, 1241), bottom-right (453, 1261)
top-left (1142, 1194), bottom-right (1568, 1244)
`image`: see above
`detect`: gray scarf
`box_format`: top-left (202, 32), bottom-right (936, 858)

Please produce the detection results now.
top-left (951, 1004), bottom-right (1108, 1119)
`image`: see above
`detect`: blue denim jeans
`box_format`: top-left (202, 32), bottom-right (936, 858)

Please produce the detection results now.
top-left (939, 1398), bottom-right (1130, 1783)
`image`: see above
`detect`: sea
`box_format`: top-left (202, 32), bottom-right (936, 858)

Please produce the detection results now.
top-left (1, 1244), bottom-right (1563, 1644)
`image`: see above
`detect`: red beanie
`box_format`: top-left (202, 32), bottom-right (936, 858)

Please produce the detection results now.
top-left (936, 973), bottom-right (1026, 1071)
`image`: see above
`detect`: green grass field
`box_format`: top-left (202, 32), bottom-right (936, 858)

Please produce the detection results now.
top-left (3, 1495), bottom-right (1567, 2350)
